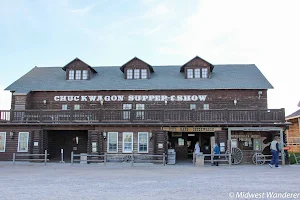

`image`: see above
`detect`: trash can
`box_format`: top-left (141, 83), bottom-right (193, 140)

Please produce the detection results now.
top-left (80, 153), bottom-right (88, 164)
top-left (195, 152), bottom-right (204, 167)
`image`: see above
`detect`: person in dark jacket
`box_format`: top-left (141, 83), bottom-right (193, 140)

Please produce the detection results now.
top-left (269, 136), bottom-right (280, 168)
top-left (212, 144), bottom-right (221, 166)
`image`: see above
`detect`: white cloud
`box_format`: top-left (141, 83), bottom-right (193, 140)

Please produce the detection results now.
top-left (144, 4), bottom-right (170, 18)
top-left (69, 3), bottom-right (99, 15)
top-left (159, 0), bottom-right (300, 115)
top-left (0, 88), bottom-right (11, 110)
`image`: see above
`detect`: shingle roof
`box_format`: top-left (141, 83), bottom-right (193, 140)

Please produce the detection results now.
top-left (286, 109), bottom-right (300, 119)
top-left (5, 64), bottom-right (273, 93)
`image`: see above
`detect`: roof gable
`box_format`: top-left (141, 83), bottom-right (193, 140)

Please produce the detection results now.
top-left (286, 108), bottom-right (300, 119)
top-left (180, 56), bottom-right (214, 72)
top-left (120, 57), bottom-right (154, 73)
top-left (62, 58), bottom-right (97, 73)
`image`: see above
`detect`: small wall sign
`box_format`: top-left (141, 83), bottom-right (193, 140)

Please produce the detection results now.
top-left (34, 142), bottom-right (39, 147)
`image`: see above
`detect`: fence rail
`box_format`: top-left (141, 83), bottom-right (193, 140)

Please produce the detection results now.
top-left (71, 152), bottom-right (166, 166)
top-left (13, 150), bottom-right (49, 165)
top-left (0, 108), bottom-right (285, 124)
top-left (287, 137), bottom-right (300, 145)
top-left (193, 153), bottom-right (232, 166)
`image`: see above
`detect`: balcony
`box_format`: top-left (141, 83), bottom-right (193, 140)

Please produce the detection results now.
top-left (0, 108), bottom-right (286, 125)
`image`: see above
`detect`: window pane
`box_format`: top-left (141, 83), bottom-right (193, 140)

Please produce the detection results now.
top-left (136, 104), bottom-right (145, 119)
top-left (123, 104), bottom-right (132, 120)
top-left (203, 104), bottom-right (209, 110)
top-left (82, 70), bottom-right (88, 80)
top-left (190, 104), bottom-right (196, 110)
top-left (74, 105), bottom-right (80, 110)
top-left (0, 132), bottom-right (6, 152)
top-left (18, 132), bottom-right (28, 152)
top-left (62, 105), bottom-right (68, 110)
top-left (69, 70), bottom-right (74, 80)
top-left (141, 69), bottom-right (147, 79)
top-left (134, 69), bottom-right (140, 79)
top-left (187, 69), bottom-right (193, 78)
top-left (138, 132), bottom-right (148, 153)
top-left (108, 132), bottom-right (118, 152)
top-left (202, 68), bottom-right (208, 78)
top-left (75, 70), bottom-right (82, 80)
top-left (194, 69), bottom-right (200, 78)
top-left (92, 142), bottom-right (97, 153)
top-left (123, 132), bottom-right (133, 152)
top-left (127, 69), bottom-right (133, 79)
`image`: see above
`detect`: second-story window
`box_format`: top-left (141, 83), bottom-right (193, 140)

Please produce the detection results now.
top-left (69, 70), bottom-right (89, 80)
top-left (62, 105), bottom-right (68, 110)
top-left (187, 69), bottom-right (193, 78)
top-left (203, 104), bottom-right (209, 110)
top-left (202, 68), bottom-right (208, 78)
top-left (127, 69), bottom-right (149, 79)
top-left (134, 69), bottom-right (140, 79)
top-left (194, 69), bottom-right (201, 78)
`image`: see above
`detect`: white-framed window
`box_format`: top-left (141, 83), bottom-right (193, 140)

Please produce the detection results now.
top-left (203, 104), bottom-right (209, 110)
top-left (141, 69), bottom-right (147, 79)
top-left (74, 105), bottom-right (80, 110)
top-left (138, 132), bottom-right (148, 153)
top-left (69, 70), bottom-right (75, 80)
top-left (127, 69), bottom-right (133, 79)
top-left (62, 105), bottom-right (68, 110)
top-left (0, 132), bottom-right (6, 152)
top-left (187, 69), bottom-right (193, 79)
top-left (136, 104), bottom-right (145, 120)
top-left (134, 69), bottom-right (140, 79)
top-left (190, 104), bottom-right (196, 110)
top-left (194, 68), bottom-right (201, 78)
top-left (92, 142), bottom-right (98, 153)
top-left (123, 104), bottom-right (132, 120)
top-left (107, 132), bottom-right (118, 153)
top-left (75, 70), bottom-right (82, 80)
top-left (202, 68), bottom-right (208, 78)
top-left (18, 132), bottom-right (29, 152)
top-left (82, 70), bottom-right (88, 80)
top-left (123, 132), bottom-right (133, 153)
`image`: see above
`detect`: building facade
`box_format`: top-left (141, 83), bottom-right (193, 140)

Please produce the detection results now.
top-left (286, 108), bottom-right (300, 152)
top-left (0, 56), bottom-right (288, 163)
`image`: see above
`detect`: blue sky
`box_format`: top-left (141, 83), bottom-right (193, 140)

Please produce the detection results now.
top-left (0, 0), bottom-right (300, 115)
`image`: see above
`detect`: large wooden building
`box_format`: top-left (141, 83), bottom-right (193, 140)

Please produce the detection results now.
top-left (286, 108), bottom-right (300, 152)
top-left (0, 56), bottom-right (288, 164)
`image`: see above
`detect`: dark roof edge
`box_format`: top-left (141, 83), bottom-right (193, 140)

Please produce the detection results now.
top-left (120, 57), bottom-right (154, 73)
top-left (62, 58), bottom-right (97, 73)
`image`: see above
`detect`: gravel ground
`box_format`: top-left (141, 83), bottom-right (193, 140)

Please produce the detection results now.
top-left (0, 162), bottom-right (299, 200)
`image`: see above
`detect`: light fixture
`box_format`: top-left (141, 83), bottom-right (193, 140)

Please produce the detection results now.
top-left (9, 131), bottom-right (13, 139)
top-left (233, 99), bottom-right (237, 106)
top-left (164, 100), bottom-right (168, 105)
top-left (43, 100), bottom-right (47, 105)
top-left (103, 131), bottom-right (107, 140)
top-left (149, 131), bottom-right (153, 140)
top-left (258, 91), bottom-right (262, 99)
top-left (100, 100), bottom-right (104, 105)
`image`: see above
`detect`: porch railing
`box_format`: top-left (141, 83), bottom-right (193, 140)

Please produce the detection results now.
top-left (0, 108), bottom-right (285, 124)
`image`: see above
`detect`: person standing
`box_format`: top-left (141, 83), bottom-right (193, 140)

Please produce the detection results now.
top-left (269, 136), bottom-right (280, 168)
top-left (194, 141), bottom-right (200, 155)
top-left (212, 144), bottom-right (220, 166)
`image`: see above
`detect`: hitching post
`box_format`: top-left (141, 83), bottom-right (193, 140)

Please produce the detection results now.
top-left (280, 128), bottom-right (285, 165)
top-left (13, 153), bottom-right (15, 165)
top-left (71, 152), bottom-right (74, 165)
top-left (44, 150), bottom-right (47, 165)
top-left (59, 149), bottom-right (65, 163)
top-left (163, 153), bottom-right (165, 166)
top-left (104, 153), bottom-right (106, 166)
top-left (131, 153), bottom-right (134, 167)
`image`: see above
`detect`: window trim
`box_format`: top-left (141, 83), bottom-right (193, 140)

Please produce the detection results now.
top-left (0, 132), bottom-right (6, 152)
top-left (122, 132), bottom-right (133, 153)
top-left (138, 132), bottom-right (148, 153)
top-left (107, 132), bottom-right (118, 153)
top-left (18, 132), bottom-right (29, 152)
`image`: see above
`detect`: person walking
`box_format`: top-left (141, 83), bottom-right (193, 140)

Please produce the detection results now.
top-left (212, 144), bottom-right (220, 166)
top-left (194, 141), bottom-right (200, 155)
top-left (269, 136), bottom-right (281, 168)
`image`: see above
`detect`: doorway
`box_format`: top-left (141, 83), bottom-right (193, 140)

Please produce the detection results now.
top-left (47, 130), bottom-right (88, 161)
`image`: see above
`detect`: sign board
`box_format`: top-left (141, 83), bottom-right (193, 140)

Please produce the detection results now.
top-left (158, 143), bottom-right (163, 149)
top-left (163, 127), bottom-right (222, 132)
top-left (232, 134), bottom-right (260, 139)
top-left (34, 142), bottom-right (39, 147)
top-left (54, 95), bottom-right (207, 102)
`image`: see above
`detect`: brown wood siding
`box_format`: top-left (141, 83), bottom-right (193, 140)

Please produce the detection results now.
top-left (287, 118), bottom-right (300, 138)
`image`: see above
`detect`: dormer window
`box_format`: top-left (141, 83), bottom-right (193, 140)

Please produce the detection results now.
top-left (180, 56), bottom-right (214, 79)
top-left (126, 69), bottom-right (148, 79)
top-left (187, 68), bottom-right (208, 79)
top-left (63, 58), bottom-right (97, 80)
top-left (121, 57), bottom-right (154, 79)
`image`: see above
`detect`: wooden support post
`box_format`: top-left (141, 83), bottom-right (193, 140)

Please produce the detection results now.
top-left (104, 153), bottom-right (106, 166)
top-left (280, 129), bottom-right (285, 165)
top-left (163, 153), bottom-right (165, 166)
top-left (131, 153), bottom-right (134, 167)
top-left (229, 153), bottom-right (232, 165)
